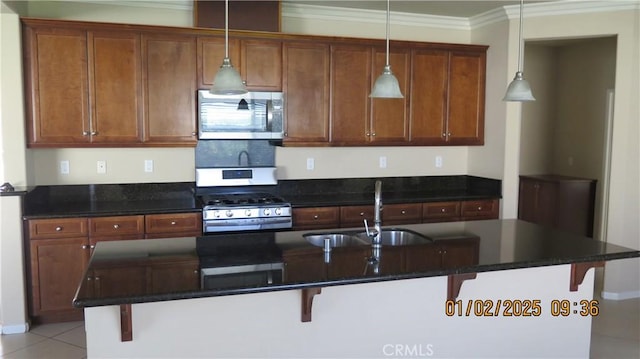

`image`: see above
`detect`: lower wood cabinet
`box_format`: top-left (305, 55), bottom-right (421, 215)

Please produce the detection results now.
top-left (292, 199), bottom-right (499, 230)
top-left (25, 212), bottom-right (202, 323)
top-left (404, 237), bottom-right (480, 272)
top-left (518, 175), bottom-right (596, 237)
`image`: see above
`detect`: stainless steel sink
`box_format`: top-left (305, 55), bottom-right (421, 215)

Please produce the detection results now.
top-left (304, 233), bottom-right (369, 248)
top-left (355, 228), bottom-right (433, 246)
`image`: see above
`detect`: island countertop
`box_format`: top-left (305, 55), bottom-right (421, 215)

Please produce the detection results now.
top-left (73, 219), bottom-right (639, 308)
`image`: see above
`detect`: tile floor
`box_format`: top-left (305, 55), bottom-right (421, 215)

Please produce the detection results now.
top-left (1, 295), bottom-right (638, 358)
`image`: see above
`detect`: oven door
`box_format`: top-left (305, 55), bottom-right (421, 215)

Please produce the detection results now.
top-left (203, 218), bottom-right (293, 233)
top-left (201, 263), bottom-right (284, 290)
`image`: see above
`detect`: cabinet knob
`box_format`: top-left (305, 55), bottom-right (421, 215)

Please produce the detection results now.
top-left (193, 270), bottom-right (199, 274)
top-left (284, 132), bottom-right (288, 137)
top-left (442, 250), bottom-right (447, 254)
top-left (359, 212), bottom-right (365, 216)
top-left (441, 208), bottom-right (446, 212)
top-left (372, 133), bottom-right (376, 137)
top-left (313, 215), bottom-right (319, 219)
top-left (90, 244), bottom-right (95, 249)
top-left (87, 276), bottom-right (92, 281)
top-left (81, 244), bottom-right (89, 249)
top-left (82, 131), bottom-right (89, 136)
top-left (90, 131), bottom-right (97, 136)
top-left (447, 132), bottom-right (452, 137)
top-left (94, 276), bottom-right (100, 281)
top-left (170, 221), bottom-right (177, 225)
top-left (55, 226), bottom-right (63, 231)
top-left (477, 206), bottom-right (483, 211)
top-left (365, 132), bottom-right (370, 136)
top-left (113, 224), bottom-right (120, 229)
top-left (191, 132), bottom-right (197, 136)
top-left (401, 210), bottom-right (406, 214)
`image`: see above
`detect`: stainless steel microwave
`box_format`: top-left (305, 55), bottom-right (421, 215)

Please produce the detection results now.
top-left (197, 90), bottom-right (284, 140)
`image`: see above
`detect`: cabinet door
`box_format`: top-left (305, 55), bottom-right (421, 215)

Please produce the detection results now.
top-left (340, 205), bottom-right (374, 228)
top-left (446, 51), bottom-right (485, 145)
top-left (292, 207), bottom-right (340, 230)
top-left (87, 31), bottom-right (142, 144)
top-left (145, 212), bottom-right (202, 238)
top-left (241, 40), bottom-right (282, 91)
top-left (197, 36), bottom-right (240, 88)
top-left (282, 42), bottom-right (330, 144)
top-left (439, 238), bottom-right (480, 269)
top-left (422, 201), bottom-right (461, 223)
top-left (382, 203), bottom-right (421, 225)
top-left (29, 237), bottom-right (89, 316)
top-left (518, 178), bottom-right (557, 228)
top-left (330, 45), bottom-right (372, 145)
top-left (409, 49), bottom-right (448, 144)
top-left (24, 26), bottom-right (90, 146)
top-left (327, 247), bottom-right (369, 279)
top-left (404, 244), bottom-right (442, 272)
top-left (142, 34), bottom-right (198, 145)
top-left (92, 265), bottom-right (147, 298)
top-left (283, 250), bottom-right (326, 283)
top-left (148, 258), bottom-right (200, 294)
top-left (371, 48), bottom-right (410, 144)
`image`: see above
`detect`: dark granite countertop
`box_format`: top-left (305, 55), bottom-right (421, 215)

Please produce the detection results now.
top-left (22, 176), bottom-right (501, 219)
top-left (73, 219), bottom-right (639, 308)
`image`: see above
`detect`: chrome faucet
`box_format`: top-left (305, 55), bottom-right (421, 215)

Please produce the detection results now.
top-left (373, 179), bottom-right (383, 245)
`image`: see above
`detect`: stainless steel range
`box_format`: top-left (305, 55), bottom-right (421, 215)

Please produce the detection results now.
top-left (195, 167), bottom-right (292, 233)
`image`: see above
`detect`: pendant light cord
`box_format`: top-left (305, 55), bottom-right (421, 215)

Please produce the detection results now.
top-left (517, 0), bottom-right (524, 72)
top-left (225, 0), bottom-right (229, 58)
top-left (385, 0), bottom-right (390, 66)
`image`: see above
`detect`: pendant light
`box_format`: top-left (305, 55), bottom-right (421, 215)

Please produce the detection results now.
top-left (210, 0), bottom-right (247, 95)
top-left (503, 0), bottom-right (535, 102)
top-left (370, 0), bottom-right (403, 98)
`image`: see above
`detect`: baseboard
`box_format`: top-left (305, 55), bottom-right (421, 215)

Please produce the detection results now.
top-left (1, 322), bottom-right (30, 334)
top-left (601, 290), bottom-right (640, 300)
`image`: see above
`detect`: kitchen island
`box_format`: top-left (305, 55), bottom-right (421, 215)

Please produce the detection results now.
top-left (73, 219), bottom-right (639, 358)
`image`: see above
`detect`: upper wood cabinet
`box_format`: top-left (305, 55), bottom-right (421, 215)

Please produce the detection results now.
top-left (197, 36), bottom-right (282, 91)
top-left (23, 26), bottom-right (143, 146)
top-left (330, 45), bottom-right (372, 145)
top-left (409, 48), bottom-right (486, 145)
top-left (142, 34), bottom-right (198, 145)
top-left (370, 47), bottom-right (410, 144)
top-left (282, 41), bottom-right (330, 144)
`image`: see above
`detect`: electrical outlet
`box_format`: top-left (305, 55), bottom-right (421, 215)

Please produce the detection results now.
top-left (97, 160), bottom-right (107, 174)
top-left (60, 160), bottom-right (70, 175)
top-left (379, 156), bottom-right (387, 169)
top-left (144, 160), bottom-right (154, 173)
top-left (306, 158), bottom-right (314, 170)
top-left (435, 156), bottom-right (443, 168)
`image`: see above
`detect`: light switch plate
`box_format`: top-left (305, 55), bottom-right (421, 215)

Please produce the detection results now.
top-left (60, 160), bottom-right (70, 175)
top-left (97, 160), bottom-right (106, 174)
top-left (435, 156), bottom-right (443, 168)
top-left (379, 156), bottom-right (387, 169)
top-left (145, 160), bottom-right (154, 173)
top-left (306, 158), bottom-right (314, 170)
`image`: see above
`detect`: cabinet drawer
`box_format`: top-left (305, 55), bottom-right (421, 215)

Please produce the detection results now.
top-left (461, 199), bottom-right (499, 220)
top-left (292, 207), bottom-right (340, 230)
top-left (28, 218), bottom-right (88, 239)
top-left (422, 201), bottom-right (461, 222)
top-left (382, 203), bottom-right (422, 224)
top-left (340, 205), bottom-right (375, 228)
top-left (89, 215), bottom-right (144, 238)
top-left (145, 213), bottom-right (202, 235)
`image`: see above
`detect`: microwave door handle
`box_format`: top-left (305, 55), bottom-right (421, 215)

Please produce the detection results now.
top-left (266, 100), bottom-right (274, 131)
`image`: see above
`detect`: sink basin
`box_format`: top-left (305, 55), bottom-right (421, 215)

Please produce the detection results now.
top-left (355, 228), bottom-right (433, 246)
top-left (304, 233), bottom-right (368, 248)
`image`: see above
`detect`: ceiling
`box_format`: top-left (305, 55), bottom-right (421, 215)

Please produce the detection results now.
top-left (284, 1), bottom-right (552, 18)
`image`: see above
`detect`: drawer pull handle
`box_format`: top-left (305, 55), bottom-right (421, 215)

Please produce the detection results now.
top-left (113, 224), bottom-right (120, 229)
top-left (170, 221), bottom-right (177, 225)
top-left (55, 226), bottom-right (63, 231)
top-left (313, 215), bottom-right (319, 219)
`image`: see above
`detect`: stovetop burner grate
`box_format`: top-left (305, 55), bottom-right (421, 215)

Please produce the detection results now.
top-left (199, 192), bottom-right (287, 207)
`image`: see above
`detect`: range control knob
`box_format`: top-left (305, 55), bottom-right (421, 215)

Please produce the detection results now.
top-left (274, 208), bottom-right (282, 216)
top-left (225, 210), bottom-right (233, 218)
top-left (245, 209), bottom-right (252, 217)
top-left (263, 208), bottom-right (272, 216)
top-left (214, 211), bottom-right (221, 218)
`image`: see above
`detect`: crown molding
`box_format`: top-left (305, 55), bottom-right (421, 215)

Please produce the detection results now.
top-left (60, 0), bottom-right (640, 30)
top-left (281, 3), bottom-right (470, 31)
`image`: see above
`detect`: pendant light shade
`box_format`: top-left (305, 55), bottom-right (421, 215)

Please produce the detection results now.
top-left (370, 0), bottom-right (403, 98)
top-left (503, 0), bottom-right (535, 102)
top-left (210, 0), bottom-right (247, 95)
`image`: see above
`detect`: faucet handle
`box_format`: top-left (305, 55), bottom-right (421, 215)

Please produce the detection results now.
top-left (363, 219), bottom-right (377, 238)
